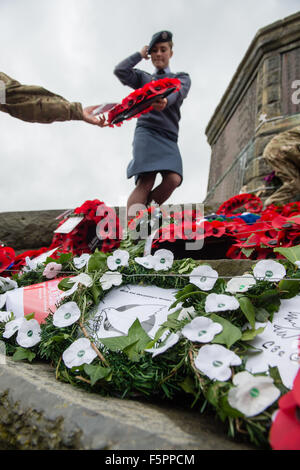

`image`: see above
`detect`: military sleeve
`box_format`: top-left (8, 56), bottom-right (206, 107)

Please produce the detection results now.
top-left (165, 72), bottom-right (191, 108)
top-left (0, 72), bottom-right (83, 123)
top-left (114, 52), bottom-right (146, 89)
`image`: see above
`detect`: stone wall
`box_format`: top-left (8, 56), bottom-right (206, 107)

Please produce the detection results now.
top-left (205, 11), bottom-right (300, 206)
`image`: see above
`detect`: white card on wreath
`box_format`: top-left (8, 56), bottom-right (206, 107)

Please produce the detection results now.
top-left (54, 216), bottom-right (84, 234)
top-left (88, 284), bottom-right (178, 342)
top-left (245, 295), bottom-right (300, 389)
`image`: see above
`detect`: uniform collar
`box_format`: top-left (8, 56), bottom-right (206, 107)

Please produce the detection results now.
top-left (154, 66), bottom-right (171, 74)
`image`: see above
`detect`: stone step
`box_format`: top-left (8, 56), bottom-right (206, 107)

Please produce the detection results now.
top-left (0, 357), bottom-right (254, 450)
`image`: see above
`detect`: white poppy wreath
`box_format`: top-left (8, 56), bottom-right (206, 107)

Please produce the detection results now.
top-left (0, 243), bottom-right (300, 450)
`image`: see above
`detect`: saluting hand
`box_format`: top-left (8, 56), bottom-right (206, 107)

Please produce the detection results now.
top-left (140, 45), bottom-right (150, 60)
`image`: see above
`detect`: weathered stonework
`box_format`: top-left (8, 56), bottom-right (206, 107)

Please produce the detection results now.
top-left (0, 209), bottom-right (66, 250)
top-left (0, 358), bottom-right (253, 450)
top-left (205, 12), bottom-right (300, 205)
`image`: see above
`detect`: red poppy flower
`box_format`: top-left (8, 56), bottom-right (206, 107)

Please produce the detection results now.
top-left (0, 247), bottom-right (15, 273)
top-left (203, 220), bottom-right (226, 238)
top-left (216, 193), bottom-right (263, 216)
top-left (270, 369), bottom-right (300, 450)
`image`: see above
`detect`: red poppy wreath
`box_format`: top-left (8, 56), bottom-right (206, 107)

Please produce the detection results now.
top-left (107, 77), bottom-right (181, 126)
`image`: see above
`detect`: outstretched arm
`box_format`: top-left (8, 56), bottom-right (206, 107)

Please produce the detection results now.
top-left (0, 72), bottom-right (104, 126)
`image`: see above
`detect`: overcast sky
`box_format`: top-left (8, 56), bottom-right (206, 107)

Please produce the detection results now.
top-left (0, 0), bottom-right (299, 212)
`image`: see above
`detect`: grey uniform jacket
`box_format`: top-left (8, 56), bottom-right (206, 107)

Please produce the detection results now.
top-left (114, 52), bottom-right (191, 140)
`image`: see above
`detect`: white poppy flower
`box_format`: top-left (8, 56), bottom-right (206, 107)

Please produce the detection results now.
top-left (194, 344), bottom-right (242, 381)
top-left (0, 311), bottom-right (13, 323)
top-left (107, 249), bottom-right (129, 271)
top-left (100, 271), bottom-right (122, 290)
top-left (59, 273), bottom-right (93, 299)
top-left (73, 253), bottom-right (91, 269)
top-left (226, 274), bottom-right (256, 293)
top-left (134, 255), bottom-right (154, 269)
top-left (16, 318), bottom-right (41, 348)
top-left (205, 293), bottom-right (240, 313)
top-left (71, 273), bottom-right (93, 287)
top-left (294, 261), bottom-right (300, 269)
top-left (3, 317), bottom-right (24, 338)
top-left (227, 371), bottom-right (280, 417)
top-left (177, 306), bottom-right (197, 321)
top-left (145, 332), bottom-right (179, 357)
top-left (253, 260), bottom-right (286, 282)
top-left (182, 316), bottom-right (223, 343)
top-left (0, 293), bottom-right (6, 310)
top-left (53, 302), bottom-right (81, 328)
top-left (189, 265), bottom-right (218, 291)
top-left (62, 337), bottom-right (97, 369)
top-left (0, 276), bottom-right (18, 292)
top-left (23, 256), bottom-right (38, 272)
top-left (152, 249), bottom-right (174, 271)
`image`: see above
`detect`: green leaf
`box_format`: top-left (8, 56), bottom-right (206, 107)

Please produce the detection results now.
top-left (237, 296), bottom-right (256, 329)
top-left (178, 258), bottom-right (197, 274)
top-left (100, 319), bottom-right (152, 362)
top-left (88, 250), bottom-right (108, 273)
top-left (99, 335), bottom-right (132, 352)
top-left (255, 289), bottom-right (280, 316)
top-left (174, 284), bottom-right (198, 299)
top-left (206, 381), bottom-right (229, 408)
top-left (91, 283), bottom-right (101, 303)
top-left (179, 376), bottom-right (197, 396)
top-left (241, 248), bottom-right (255, 258)
top-left (57, 277), bottom-right (75, 291)
top-left (255, 307), bottom-right (270, 323)
top-left (241, 326), bottom-right (265, 341)
top-left (210, 314), bottom-right (242, 348)
top-left (83, 364), bottom-right (111, 386)
top-left (12, 347), bottom-right (36, 363)
top-left (158, 309), bottom-right (182, 332)
top-left (123, 340), bottom-right (142, 362)
top-left (122, 320), bottom-right (152, 361)
top-left (48, 334), bottom-right (72, 344)
top-left (219, 395), bottom-right (244, 418)
top-left (273, 244), bottom-right (300, 264)
top-left (45, 253), bottom-right (72, 265)
top-left (24, 312), bottom-right (35, 321)
top-left (278, 279), bottom-right (300, 299)
top-left (170, 287), bottom-right (206, 309)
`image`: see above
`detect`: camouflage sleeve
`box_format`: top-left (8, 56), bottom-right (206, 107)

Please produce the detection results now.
top-left (0, 72), bottom-right (83, 123)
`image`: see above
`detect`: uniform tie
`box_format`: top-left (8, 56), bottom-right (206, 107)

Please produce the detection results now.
top-left (156, 69), bottom-right (166, 75)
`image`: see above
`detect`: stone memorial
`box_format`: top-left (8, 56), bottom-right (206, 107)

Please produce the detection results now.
top-left (205, 11), bottom-right (300, 207)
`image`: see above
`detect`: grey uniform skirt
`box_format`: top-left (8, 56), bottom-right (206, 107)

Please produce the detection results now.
top-left (127, 126), bottom-right (183, 184)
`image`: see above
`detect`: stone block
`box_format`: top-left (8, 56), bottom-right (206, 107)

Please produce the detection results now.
top-left (254, 134), bottom-right (276, 157)
top-left (266, 85), bottom-right (281, 104)
top-left (0, 210), bottom-right (67, 250)
top-left (266, 69), bottom-right (280, 86)
top-left (243, 157), bottom-right (273, 185)
top-left (0, 358), bottom-right (254, 450)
